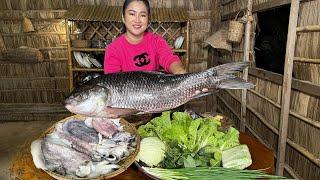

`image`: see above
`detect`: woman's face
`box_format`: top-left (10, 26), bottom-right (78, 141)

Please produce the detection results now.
top-left (123, 1), bottom-right (149, 38)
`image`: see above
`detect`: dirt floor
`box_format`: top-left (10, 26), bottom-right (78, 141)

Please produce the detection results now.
top-left (0, 121), bottom-right (57, 179)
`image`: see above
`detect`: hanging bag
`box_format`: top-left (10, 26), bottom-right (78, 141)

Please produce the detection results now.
top-left (227, 11), bottom-right (245, 43)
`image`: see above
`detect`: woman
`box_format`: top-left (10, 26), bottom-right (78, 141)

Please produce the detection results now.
top-left (104, 0), bottom-right (186, 74)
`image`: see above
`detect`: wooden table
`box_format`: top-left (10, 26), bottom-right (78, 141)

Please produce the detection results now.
top-left (10, 133), bottom-right (274, 179)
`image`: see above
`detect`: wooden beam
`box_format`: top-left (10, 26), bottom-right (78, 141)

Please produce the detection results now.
top-left (293, 57), bottom-right (320, 64)
top-left (0, 9), bottom-right (67, 13)
top-left (296, 25), bottom-right (320, 32)
top-left (0, 103), bottom-right (68, 114)
top-left (253, 0), bottom-right (291, 13)
top-left (1, 32), bottom-right (66, 36)
top-left (277, 0), bottom-right (300, 175)
top-left (248, 89), bottom-right (320, 129)
top-left (221, 0), bottom-right (291, 21)
top-left (284, 164), bottom-right (304, 180)
top-left (221, 0), bottom-right (235, 6)
top-left (240, 0), bottom-right (253, 132)
top-left (287, 138), bottom-right (320, 167)
top-left (248, 67), bottom-right (320, 98)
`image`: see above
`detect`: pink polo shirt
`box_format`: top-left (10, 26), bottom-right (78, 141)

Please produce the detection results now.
top-left (104, 32), bottom-right (180, 74)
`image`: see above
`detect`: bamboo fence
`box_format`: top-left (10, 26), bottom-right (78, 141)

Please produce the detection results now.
top-left (217, 0), bottom-right (320, 179)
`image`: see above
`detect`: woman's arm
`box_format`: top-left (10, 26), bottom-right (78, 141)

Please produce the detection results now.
top-left (169, 61), bottom-right (187, 74)
top-left (104, 45), bottom-right (122, 74)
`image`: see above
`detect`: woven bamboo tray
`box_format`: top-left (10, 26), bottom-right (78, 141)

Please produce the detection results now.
top-left (39, 115), bottom-right (140, 180)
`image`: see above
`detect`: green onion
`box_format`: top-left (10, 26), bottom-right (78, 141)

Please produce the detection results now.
top-left (142, 167), bottom-right (287, 180)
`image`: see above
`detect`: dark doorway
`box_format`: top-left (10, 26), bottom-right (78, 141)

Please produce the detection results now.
top-left (254, 5), bottom-right (290, 74)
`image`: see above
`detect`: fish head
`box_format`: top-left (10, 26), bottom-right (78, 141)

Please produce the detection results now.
top-left (64, 85), bottom-right (111, 117)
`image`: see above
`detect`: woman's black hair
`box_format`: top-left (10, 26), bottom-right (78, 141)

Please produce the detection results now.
top-left (122, 0), bottom-right (151, 33)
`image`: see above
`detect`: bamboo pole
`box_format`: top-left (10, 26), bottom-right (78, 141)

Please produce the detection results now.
top-left (186, 20), bottom-right (190, 72)
top-left (276, 0), bottom-right (300, 175)
top-left (240, 0), bottom-right (253, 132)
top-left (296, 25), bottom-right (320, 32)
top-left (66, 19), bottom-right (73, 92)
top-left (284, 164), bottom-right (303, 180)
top-left (293, 57), bottom-right (320, 64)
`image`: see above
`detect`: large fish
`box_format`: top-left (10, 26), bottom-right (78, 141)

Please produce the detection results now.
top-left (64, 62), bottom-right (254, 118)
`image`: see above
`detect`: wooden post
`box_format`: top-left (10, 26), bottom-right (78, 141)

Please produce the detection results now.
top-left (276, 0), bottom-right (300, 175)
top-left (66, 19), bottom-right (73, 92)
top-left (186, 20), bottom-right (190, 72)
top-left (240, 0), bottom-right (253, 132)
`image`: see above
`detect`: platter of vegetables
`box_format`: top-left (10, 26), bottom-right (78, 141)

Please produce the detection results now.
top-left (135, 111), bottom-right (285, 180)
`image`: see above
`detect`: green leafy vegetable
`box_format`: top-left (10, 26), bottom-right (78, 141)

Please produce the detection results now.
top-left (142, 167), bottom-right (287, 180)
top-left (136, 137), bottom-right (166, 167)
top-left (137, 111), bottom-right (242, 168)
top-left (222, 145), bottom-right (252, 169)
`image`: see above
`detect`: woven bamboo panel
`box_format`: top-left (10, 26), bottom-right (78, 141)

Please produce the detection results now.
top-left (0, 77), bottom-right (68, 90)
top-left (189, 0), bottom-right (213, 11)
top-left (295, 1), bottom-right (320, 66)
top-left (2, 34), bottom-right (66, 49)
top-left (0, 89), bottom-right (67, 104)
top-left (288, 115), bottom-right (320, 157)
top-left (218, 90), bottom-right (241, 115)
top-left (285, 145), bottom-right (320, 179)
top-left (0, 34), bottom-right (6, 53)
top-left (246, 110), bottom-right (278, 151)
top-left (188, 61), bottom-right (207, 73)
top-left (216, 94), bottom-right (241, 128)
top-left (149, 0), bottom-right (188, 8)
top-left (0, 113), bottom-right (70, 122)
top-left (0, 62), bottom-right (68, 77)
top-left (221, 0), bottom-right (276, 16)
top-left (247, 90), bottom-right (281, 129)
top-left (290, 90), bottom-right (320, 122)
top-left (2, 0), bottom-right (75, 10)
top-left (0, 11), bottom-right (66, 20)
top-left (64, 5), bottom-right (188, 22)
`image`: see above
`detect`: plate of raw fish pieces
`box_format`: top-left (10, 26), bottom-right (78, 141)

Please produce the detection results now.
top-left (30, 115), bottom-right (140, 179)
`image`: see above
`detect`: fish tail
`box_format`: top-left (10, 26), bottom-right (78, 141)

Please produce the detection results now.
top-left (204, 62), bottom-right (254, 89)
top-left (218, 77), bottom-right (255, 89)
top-left (208, 62), bottom-right (250, 76)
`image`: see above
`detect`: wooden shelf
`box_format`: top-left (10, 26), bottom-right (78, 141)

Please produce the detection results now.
top-left (173, 49), bottom-right (187, 53)
top-left (72, 68), bottom-right (103, 72)
top-left (71, 48), bottom-right (106, 52)
top-left (66, 10), bottom-right (190, 91)
top-left (71, 48), bottom-right (186, 53)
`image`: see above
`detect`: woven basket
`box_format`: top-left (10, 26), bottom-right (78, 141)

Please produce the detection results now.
top-left (39, 115), bottom-right (140, 180)
top-left (227, 11), bottom-right (244, 43)
top-left (72, 40), bottom-right (91, 48)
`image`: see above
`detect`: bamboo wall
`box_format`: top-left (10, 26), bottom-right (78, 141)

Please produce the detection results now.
top-left (217, 0), bottom-right (320, 179)
top-left (0, 0), bottom-right (213, 121)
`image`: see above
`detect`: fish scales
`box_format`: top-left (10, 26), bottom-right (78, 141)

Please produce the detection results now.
top-left (102, 72), bottom-right (206, 111)
top-left (65, 62), bottom-right (254, 118)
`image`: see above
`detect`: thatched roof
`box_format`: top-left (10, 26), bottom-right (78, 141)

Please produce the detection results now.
top-left (63, 5), bottom-right (188, 22)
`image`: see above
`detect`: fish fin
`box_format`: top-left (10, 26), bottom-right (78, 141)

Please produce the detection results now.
top-left (218, 78), bottom-right (255, 89)
top-left (105, 107), bottom-right (141, 118)
top-left (191, 92), bottom-right (212, 100)
top-left (212, 62), bottom-right (250, 76)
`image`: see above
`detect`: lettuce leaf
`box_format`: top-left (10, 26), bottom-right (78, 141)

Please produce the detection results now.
top-left (137, 111), bottom-right (241, 169)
